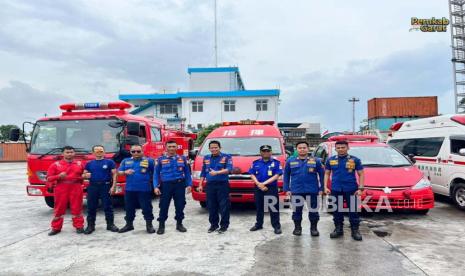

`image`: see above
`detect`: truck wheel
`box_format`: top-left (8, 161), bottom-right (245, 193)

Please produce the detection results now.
top-left (45, 196), bottom-right (54, 208)
top-left (200, 201), bottom-right (207, 208)
top-left (452, 183), bottom-right (465, 211)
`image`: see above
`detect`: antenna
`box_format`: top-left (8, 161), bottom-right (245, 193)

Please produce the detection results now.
top-left (348, 97), bottom-right (360, 133)
top-left (214, 0), bottom-right (218, 67)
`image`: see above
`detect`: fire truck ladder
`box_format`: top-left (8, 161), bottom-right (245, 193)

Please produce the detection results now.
top-left (450, 0), bottom-right (465, 113)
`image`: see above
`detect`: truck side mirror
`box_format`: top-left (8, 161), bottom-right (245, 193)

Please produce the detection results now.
top-left (459, 148), bottom-right (465, 156)
top-left (408, 154), bottom-right (416, 164)
top-left (127, 122), bottom-right (140, 136)
top-left (123, 135), bottom-right (140, 146)
top-left (9, 128), bottom-right (20, 142)
top-left (189, 149), bottom-right (198, 159)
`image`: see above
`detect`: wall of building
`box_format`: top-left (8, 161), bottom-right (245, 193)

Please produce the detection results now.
top-left (189, 72), bottom-right (238, 91)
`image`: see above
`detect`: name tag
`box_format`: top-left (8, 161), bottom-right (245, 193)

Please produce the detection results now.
top-left (330, 160), bottom-right (338, 166)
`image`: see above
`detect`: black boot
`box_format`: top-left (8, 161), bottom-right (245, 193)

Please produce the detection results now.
top-left (118, 222), bottom-right (134, 233)
top-left (157, 221), bottom-right (165, 235)
top-left (310, 220), bottom-right (319, 237)
top-left (146, 221), bottom-right (156, 234)
top-left (292, 220), bottom-right (302, 236)
top-left (106, 219), bottom-right (119, 232)
top-left (176, 221), bottom-right (187, 232)
top-left (330, 224), bottom-right (344, 239)
top-left (84, 222), bottom-right (95, 235)
top-left (48, 229), bottom-right (61, 236)
top-left (351, 225), bottom-right (363, 241)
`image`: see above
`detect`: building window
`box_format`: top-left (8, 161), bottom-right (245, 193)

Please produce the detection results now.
top-left (224, 100), bottom-right (236, 112)
top-left (159, 104), bottom-right (178, 114)
top-left (256, 99), bottom-right (268, 111)
top-left (192, 101), bottom-right (203, 112)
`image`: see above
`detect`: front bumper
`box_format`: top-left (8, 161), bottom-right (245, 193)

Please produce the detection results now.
top-left (361, 187), bottom-right (434, 210)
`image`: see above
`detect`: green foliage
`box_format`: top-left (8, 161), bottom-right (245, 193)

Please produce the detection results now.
top-left (195, 123), bottom-right (221, 146)
top-left (0, 125), bottom-right (22, 141)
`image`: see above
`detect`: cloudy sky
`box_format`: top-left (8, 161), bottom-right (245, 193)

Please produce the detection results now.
top-left (0, 0), bottom-right (453, 131)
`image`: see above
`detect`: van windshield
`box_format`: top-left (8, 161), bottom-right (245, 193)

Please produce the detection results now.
top-left (199, 137), bottom-right (283, 156)
top-left (30, 119), bottom-right (122, 154)
top-left (331, 146), bottom-right (411, 167)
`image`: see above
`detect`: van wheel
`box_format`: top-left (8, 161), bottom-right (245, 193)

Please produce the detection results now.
top-left (45, 196), bottom-right (54, 208)
top-left (200, 201), bottom-right (207, 208)
top-left (452, 183), bottom-right (465, 211)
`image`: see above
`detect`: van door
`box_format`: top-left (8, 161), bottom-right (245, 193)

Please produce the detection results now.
top-left (444, 136), bottom-right (465, 195)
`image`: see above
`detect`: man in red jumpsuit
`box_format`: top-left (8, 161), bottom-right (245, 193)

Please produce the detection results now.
top-left (47, 146), bottom-right (85, 235)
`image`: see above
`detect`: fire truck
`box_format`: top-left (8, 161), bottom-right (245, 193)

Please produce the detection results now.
top-left (191, 120), bottom-right (287, 207)
top-left (9, 101), bottom-right (197, 208)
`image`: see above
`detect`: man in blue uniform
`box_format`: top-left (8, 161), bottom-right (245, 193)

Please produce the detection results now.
top-left (284, 141), bottom-right (324, 236)
top-left (324, 140), bottom-right (364, 241)
top-left (248, 145), bottom-right (283, 234)
top-left (82, 145), bottom-right (119, 234)
top-left (153, 140), bottom-right (192, 235)
top-left (198, 140), bottom-right (233, 234)
top-left (118, 145), bottom-right (156, 234)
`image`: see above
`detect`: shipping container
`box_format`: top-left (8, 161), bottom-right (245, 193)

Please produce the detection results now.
top-left (367, 117), bottom-right (414, 132)
top-left (0, 143), bottom-right (27, 162)
top-left (368, 97), bottom-right (438, 119)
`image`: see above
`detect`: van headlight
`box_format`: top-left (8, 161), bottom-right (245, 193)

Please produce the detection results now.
top-left (412, 178), bottom-right (431, 190)
top-left (192, 171), bottom-right (202, 179)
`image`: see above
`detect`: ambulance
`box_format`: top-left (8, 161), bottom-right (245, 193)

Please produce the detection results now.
top-left (388, 114), bottom-right (465, 210)
top-left (191, 120), bottom-right (287, 207)
top-left (9, 102), bottom-right (196, 208)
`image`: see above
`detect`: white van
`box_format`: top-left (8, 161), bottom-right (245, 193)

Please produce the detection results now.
top-left (388, 114), bottom-right (465, 210)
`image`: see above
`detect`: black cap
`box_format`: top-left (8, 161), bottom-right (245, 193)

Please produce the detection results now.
top-left (260, 145), bottom-right (272, 151)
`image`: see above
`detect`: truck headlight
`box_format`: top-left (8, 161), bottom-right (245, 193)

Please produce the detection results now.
top-left (36, 171), bottom-right (47, 182)
top-left (192, 171), bottom-right (202, 179)
top-left (412, 178), bottom-right (431, 190)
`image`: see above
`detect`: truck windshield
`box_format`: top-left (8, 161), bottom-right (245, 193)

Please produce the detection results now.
top-left (30, 120), bottom-right (122, 154)
top-left (199, 137), bottom-right (283, 156)
top-left (331, 146), bottom-right (411, 167)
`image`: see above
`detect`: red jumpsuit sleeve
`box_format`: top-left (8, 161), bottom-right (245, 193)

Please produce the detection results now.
top-left (46, 163), bottom-right (60, 182)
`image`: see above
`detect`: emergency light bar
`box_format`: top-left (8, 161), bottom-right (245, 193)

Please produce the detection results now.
top-left (389, 122), bottom-right (404, 131)
top-left (451, 115), bottom-right (465, 125)
top-left (59, 102), bottom-right (132, 112)
top-left (328, 135), bottom-right (379, 142)
top-left (222, 120), bottom-right (275, 126)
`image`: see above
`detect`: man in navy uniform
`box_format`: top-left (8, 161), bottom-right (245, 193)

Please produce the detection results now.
top-left (248, 145), bottom-right (283, 234)
top-left (198, 140), bottom-right (233, 234)
top-left (118, 145), bottom-right (156, 234)
top-left (82, 145), bottom-right (119, 234)
top-left (284, 141), bottom-right (324, 236)
top-left (153, 140), bottom-right (192, 235)
top-left (324, 140), bottom-right (364, 241)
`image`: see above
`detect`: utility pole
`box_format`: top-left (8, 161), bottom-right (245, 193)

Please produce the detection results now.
top-left (214, 0), bottom-right (218, 67)
top-left (348, 97), bottom-right (360, 133)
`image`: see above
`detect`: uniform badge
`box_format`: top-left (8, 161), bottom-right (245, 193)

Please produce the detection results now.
top-left (268, 170), bottom-right (273, 176)
top-left (220, 157), bottom-right (226, 164)
top-left (141, 168), bottom-right (147, 173)
top-left (330, 160), bottom-right (338, 166)
top-left (103, 165), bottom-right (108, 169)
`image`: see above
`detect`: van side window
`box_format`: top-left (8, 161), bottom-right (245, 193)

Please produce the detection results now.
top-left (150, 127), bottom-right (162, 142)
top-left (451, 138), bottom-right (465, 155)
top-left (389, 137), bottom-right (444, 157)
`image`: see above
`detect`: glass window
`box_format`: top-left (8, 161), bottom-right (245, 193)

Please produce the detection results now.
top-left (160, 104), bottom-right (178, 114)
top-left (388, 137), bottom-right (444, 157)
top-left (199, 137), bottom-right (283, 156)
top-left (192, 101), bottom-right (203, 112)
top-left (256, 99), bottom-right (268, 111)
top-left (331, 146), bottom-right (412, 167)
top-left (150, 126), bottom-right (162, 142)
top-left (224, 100), bottom-right (236, 112)
top-left (451, 138), bottom-right (465, 155)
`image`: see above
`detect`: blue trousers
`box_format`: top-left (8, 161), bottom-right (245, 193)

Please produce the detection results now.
top-left (331, 190), bottom-right (360, 227)
top-left (86, 183), bottom-right (114, 223)
top-left (254, 185), bottom-right (280, 229)
top-left (291, 193), bottom-right (320, 222)
top-left (206, 181), bottom-right (230, 228)
top-left (124, 190), bottom-right (154, 222)
top-left (157, 179), bottom-right (187, 223)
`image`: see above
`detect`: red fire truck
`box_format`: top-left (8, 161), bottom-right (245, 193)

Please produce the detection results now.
top-left (191, 120), bottom-right (287, 207)
top-left (9, 101), bottom-right (196, 208)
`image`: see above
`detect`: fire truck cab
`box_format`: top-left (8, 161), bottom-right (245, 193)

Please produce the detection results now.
top-left (191, 120), bottom-right (287, 207)
top-left (9, 101), bottom-right (196, 208)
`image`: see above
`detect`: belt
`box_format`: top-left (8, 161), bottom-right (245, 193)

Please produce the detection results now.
top-left (163, 178), bottom-right (185, 184)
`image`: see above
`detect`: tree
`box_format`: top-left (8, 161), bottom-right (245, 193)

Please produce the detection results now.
top-left (0, 125), bottom-right (22, 142)
top-left (195, 123), bottom-right (221, 146)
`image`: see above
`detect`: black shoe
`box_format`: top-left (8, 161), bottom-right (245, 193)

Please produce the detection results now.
top-left (157, 221), bottom-right (165, 235)
top-left (118, 223), bottom-right (134, 233)
top-left (310, 221), bottom-right (319, 237)
top-left (146, 221), bottom-right (156, 234)
top-left (208, 225), bottom-right (219, 233)
top-left (218, 227), bottom-right (228, 234)
top-left (176, 222), bottom-right (187, 233)
top-left (292, 220), bottom-right (302, 236)
top-left (48, 229), bottom-right (61, 236)
top-left (330, 224), bottom-right (344, 239)
top-left (249, 225), bottom-right (263, 232)
top-left (351, 226), bottom-right (363, 241)
top-left (76, 228), bottom-right (85, 234)
top-left (84, 223), bottom-right (95, 235)
top-left (106, 223), bottom-right (119, 232)
top-left (274, 228), bottom-right (282, 235)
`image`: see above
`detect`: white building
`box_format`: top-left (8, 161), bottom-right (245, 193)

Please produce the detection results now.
top-left (119, 67), bottom-right (280, 131)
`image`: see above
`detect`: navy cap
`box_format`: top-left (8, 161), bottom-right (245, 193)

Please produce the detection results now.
top-left (260, 145), bottom-right (272, 151)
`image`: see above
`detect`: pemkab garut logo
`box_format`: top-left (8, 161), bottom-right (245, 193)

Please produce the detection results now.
top-left (410, 17), bottom-right (449, 32)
